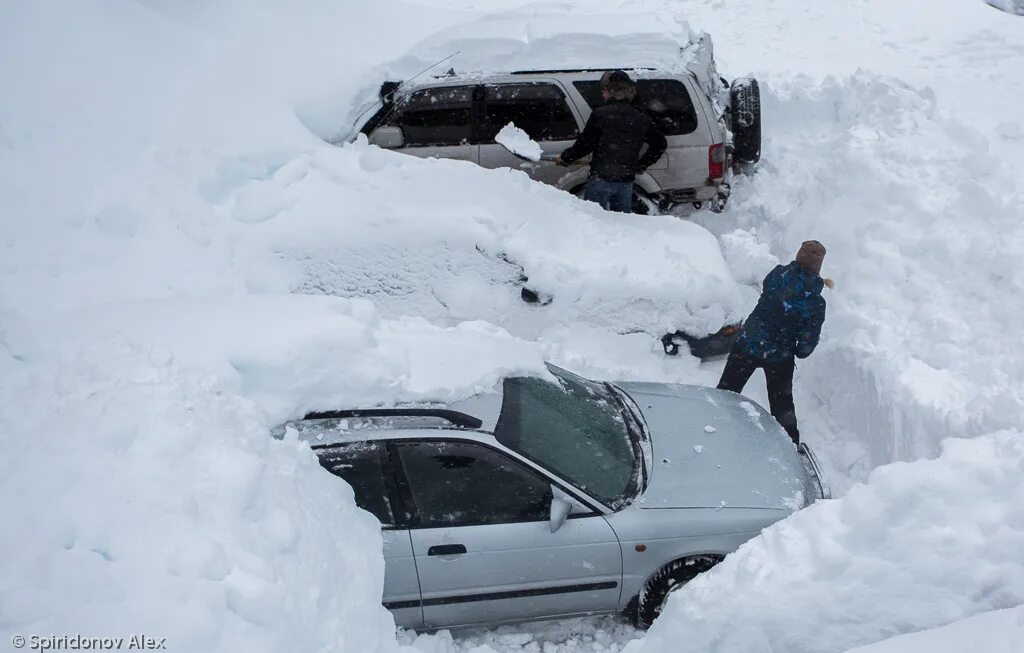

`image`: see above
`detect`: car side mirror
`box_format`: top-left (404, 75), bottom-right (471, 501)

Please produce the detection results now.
top-left (369, 126), bottom-right (404, 149)
top-left (549, 496), bottom-right (571, 533)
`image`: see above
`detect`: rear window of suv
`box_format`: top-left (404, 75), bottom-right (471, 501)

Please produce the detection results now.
top-left (573, 78), bottom-right (699, 136)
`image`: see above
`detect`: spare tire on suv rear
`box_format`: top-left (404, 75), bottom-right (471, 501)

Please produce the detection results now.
top-left (730, 77), bottom-right (761, 165)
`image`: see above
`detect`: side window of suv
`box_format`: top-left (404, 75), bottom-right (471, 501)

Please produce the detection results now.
top-left (482, 83), bottom-right (579, 143)
top-left (572, 78), bottom-right (698, 135)
top-left (317, 442), bottom-right (396, 527)
top-left (388, 86), bottom-right (474, 147)
top-left (395, 441), bottom-right (552, 528)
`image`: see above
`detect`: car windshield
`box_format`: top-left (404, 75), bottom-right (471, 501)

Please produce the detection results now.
top-left (494, 365), bottom-right (638, 507)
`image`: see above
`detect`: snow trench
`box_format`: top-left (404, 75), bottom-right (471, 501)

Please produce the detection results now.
top-left (703, 70), bottom-right (1024, 486)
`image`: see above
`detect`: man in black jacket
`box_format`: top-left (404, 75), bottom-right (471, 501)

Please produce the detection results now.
top-left (556, 71), bottom-right (667, 213)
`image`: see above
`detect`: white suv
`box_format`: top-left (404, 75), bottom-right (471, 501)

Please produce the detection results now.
top-left (354, 35), bottom-right (760, 214)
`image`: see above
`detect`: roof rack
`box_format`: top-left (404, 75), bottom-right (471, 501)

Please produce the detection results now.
top-left (510, 67), bottom-right (657, 75)
top-left (301, 408), bottom-right (483, 429)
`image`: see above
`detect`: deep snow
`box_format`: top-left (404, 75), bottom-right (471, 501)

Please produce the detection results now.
top-left (631, 431), bottom-right (1024, 653)
top-left (844, 604), bottom-right (1024, 653)
top-left (2, 0), bottom-right (1023, 652)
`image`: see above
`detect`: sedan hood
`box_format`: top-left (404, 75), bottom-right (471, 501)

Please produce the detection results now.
top-left (616, 382), bottom-right (807, 511)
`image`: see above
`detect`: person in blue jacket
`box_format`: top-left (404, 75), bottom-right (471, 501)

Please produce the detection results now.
top-left (717, 241), bottom-right (829, 445)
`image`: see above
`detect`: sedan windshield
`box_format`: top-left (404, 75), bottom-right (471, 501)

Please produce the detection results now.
top-left (494, 365), bottom-right (638, 506)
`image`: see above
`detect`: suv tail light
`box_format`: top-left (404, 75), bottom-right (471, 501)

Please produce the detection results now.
top-left (708, 143), bottom-right (726, 182)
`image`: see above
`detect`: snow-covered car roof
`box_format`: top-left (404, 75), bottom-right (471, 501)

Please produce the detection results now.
top-left (390, 13), bottom-right (704, 74)
top-left (286, 420), bottom-right (495, 448)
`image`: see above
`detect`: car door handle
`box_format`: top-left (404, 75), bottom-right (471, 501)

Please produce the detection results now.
top-left (427, 544), bottom-right (467, 556)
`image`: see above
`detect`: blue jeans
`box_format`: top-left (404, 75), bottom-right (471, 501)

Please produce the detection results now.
top-left (583, 178), bottom-right (633, 213)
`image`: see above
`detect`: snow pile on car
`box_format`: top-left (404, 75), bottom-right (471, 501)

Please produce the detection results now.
top-left (0, 6), bottom-right (744, 350)
top-left (247, 140), bottom-right (742, 340)
top-left (379, 11), bottom-right (699, 79)
top-left (0, 322), bottom-right (397, 653)
top-left (0, 295), bottom-right (546, 652)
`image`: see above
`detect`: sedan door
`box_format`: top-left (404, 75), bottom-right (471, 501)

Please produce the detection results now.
top-left (316, 442), bottom-right (423, 629)
top-left (390, 440), bottom-right (622, 628)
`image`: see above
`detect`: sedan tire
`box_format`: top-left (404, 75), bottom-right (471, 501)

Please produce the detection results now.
top-left (635, 555), bottom-right (721, 628)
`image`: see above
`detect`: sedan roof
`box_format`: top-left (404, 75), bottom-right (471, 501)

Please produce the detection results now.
top-left (288, 418), bottom-right (495, 448)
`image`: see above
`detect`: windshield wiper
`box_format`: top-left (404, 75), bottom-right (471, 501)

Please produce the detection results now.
top-left (605, 383), bottom-right (651, 495)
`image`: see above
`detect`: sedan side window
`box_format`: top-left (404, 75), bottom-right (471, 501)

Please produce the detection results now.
top-left (317, 442), bottom-right (396, 526)
top-left (482, 83), bottom-right (579, 143)
top-left (388, 86), bottom-right (474, 147)
top-left (396, 442), bottom-right (552, 528)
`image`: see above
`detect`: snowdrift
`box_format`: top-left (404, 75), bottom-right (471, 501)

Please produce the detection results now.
top-left (717, 56), bottom-right (1024, 476)
top-left (630, 431), bottom-right (1024, 653)
top-left (0, 332), bottom-right (398, 653)
top-left (253, 141), bottom-right (743, 340)
top-left (843, 605), bottom-right (1024, 653)
top-left (0, 297), bottom-right (547, 652)
top-left (375, 11), bottom-right (699, 83)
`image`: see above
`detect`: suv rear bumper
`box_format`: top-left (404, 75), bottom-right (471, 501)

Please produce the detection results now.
top-left (657, 186), bottom-right (719, 204)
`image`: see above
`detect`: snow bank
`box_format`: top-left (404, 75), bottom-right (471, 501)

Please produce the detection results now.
top-left (32, 295), bottom-right (548, 419)
top-left (717, 69), bottom-right (1024, 474)
top-left (628, 431), bottom-right (1024, 653)
top-left (843, 605), bottom-right (1024, 653)
top-left (0, 298), bottom-right (546, 651)
top-left (0, 335), bottom-right (397, 653)
top-left (399, 616), bottom-right (640, 653)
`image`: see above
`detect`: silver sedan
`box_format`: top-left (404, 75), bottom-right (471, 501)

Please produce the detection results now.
top-left (289, 364), bottom-right (828, 630)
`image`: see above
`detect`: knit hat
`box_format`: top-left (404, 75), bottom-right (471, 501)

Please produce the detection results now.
top-left (601, 70), bottom-right (636, 101)
top-left (606, 70), bottom-right (632, 85)
top-left (795, 240), bottom-right (826, 276)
